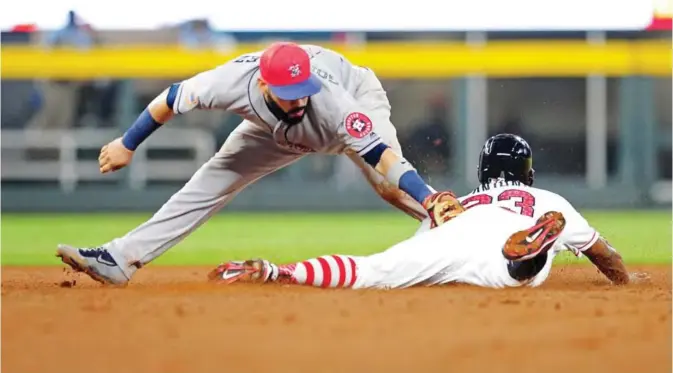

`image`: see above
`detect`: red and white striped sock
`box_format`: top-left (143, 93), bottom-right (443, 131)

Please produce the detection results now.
top-left (278, 255), bottom-right (359, 288)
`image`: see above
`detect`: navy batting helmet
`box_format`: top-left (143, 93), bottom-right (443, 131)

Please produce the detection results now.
top-left (477, 133), bottom-right (535, 186)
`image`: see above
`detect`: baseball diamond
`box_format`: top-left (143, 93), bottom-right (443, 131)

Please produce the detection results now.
top-left (2, 21), bottom-right (670, 373)
top-left (2, 207), bottom-right (670, 373)
top-left (1, 265), bottom-right (670, 373)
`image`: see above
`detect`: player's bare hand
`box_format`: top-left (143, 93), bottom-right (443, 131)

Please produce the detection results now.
top-left (99, 137), bottom-right (134, 173)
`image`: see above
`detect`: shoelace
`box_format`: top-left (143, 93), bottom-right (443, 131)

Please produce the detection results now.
top-left (82, 247), bottom-right (106, 255)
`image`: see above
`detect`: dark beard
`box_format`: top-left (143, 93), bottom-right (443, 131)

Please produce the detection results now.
top-left (264, 93), bottom-right (308, 126)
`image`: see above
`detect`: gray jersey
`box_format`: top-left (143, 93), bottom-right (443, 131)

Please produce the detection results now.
top-left (172, 45), bottom-right (383, 156)
top-left (79, 45), bottom-right (428, 280)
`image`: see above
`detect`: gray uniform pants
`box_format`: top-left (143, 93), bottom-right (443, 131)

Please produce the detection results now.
top-left (107, 76), bottom-right (428, 278)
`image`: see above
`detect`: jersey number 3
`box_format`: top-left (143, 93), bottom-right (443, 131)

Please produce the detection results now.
top-left (462, 189), bottom-right (536, 217)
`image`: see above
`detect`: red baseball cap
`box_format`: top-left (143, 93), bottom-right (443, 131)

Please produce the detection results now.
top-left (259, 42), bottom-right (322, 100)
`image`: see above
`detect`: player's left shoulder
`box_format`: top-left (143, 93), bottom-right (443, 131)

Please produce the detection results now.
top-left (308, 81), bottom-right (345, 113)
top-left (525, 184), bottom-right (566, 200)
top-left (306, 84), bottom-right (358, 138)
top-left (311, 77), bottom-right (355, 115)
top-left (526, 185), bottom-right (588, 219)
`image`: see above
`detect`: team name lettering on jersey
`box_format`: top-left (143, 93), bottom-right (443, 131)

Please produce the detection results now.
top-left (470, 180), bottom-right (522, 194)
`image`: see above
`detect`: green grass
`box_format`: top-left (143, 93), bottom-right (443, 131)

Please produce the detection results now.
top-left (1, 210), bottom-right (670, 266)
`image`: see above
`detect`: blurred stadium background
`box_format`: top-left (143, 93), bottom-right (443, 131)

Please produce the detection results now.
top-left (1, 1), bottom-right (671, 215)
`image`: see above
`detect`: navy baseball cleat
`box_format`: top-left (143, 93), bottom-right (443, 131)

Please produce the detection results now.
top-left (56, 244), bottom-right (130, 286)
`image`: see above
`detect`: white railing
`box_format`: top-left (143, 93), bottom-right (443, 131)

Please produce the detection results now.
top-left (1, 128), bottom-right (216, 192)
top-left (651, 180), bottom-right (672, 204)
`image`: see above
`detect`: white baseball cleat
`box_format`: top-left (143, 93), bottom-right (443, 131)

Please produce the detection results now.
top-left (56, 244), bottom-right (130, 286)
top-left (207, 259), bottom-right (278, 284)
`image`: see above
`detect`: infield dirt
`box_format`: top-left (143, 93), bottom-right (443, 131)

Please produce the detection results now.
top-left (2, 265), bottom-right (671, 373)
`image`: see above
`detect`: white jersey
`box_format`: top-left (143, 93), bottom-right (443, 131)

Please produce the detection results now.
top-left (413, 179), bottom-right (600, 287)
top-left (353, 204), bottom-right (541, 289)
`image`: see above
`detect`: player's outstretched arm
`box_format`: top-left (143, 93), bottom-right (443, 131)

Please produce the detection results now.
top-left (370, 146), bottom-right (432, 203)
top-left (335, 107), bottom-right (458, 226)
top-left (98, 88), bottom-right (175, 174)
top-left (361, 144), bottom-right (461, 227)
top-left (583, 237), bottom-right (630, 285)
top-left (99, 61), bottom-right (241, 174)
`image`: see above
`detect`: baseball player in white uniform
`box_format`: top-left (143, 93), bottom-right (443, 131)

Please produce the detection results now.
top-left (56, 42), bottom-right (460, 286)
top-left (210, 134), bottom-right (631, 289)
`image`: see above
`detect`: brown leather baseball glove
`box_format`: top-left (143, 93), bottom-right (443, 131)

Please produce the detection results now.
top-left (422, 191), bottom-right (466, 228)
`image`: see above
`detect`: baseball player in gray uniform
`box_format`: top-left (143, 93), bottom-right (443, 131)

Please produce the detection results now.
top-left (56, 42), bottom-right (458, 286)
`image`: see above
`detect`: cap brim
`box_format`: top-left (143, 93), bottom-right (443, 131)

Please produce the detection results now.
top-left (268, 73), bottom-right (321, 101)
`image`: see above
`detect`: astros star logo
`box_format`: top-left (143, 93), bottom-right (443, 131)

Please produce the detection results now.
top-left (288, 64), bottom-right (301, 78)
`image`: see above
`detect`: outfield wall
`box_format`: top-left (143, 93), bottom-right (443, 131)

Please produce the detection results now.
top-left (2, 40), bottom-right (670, 79)
top-left (2, 36), bottom-right (671, 212)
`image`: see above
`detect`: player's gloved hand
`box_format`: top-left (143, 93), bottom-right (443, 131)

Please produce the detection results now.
top-left (99, 137), bottom-right (134, 174)
top-left (422, 191), bottom-right (465, 228)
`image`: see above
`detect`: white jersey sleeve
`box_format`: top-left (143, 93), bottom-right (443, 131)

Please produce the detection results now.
top-left (171, 53), bottom-right (260, 114)
top-left (549, 195), bottom-right (600, 255)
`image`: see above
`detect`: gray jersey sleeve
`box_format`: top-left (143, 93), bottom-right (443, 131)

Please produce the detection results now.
top-left (171, 53), bottom-right (261, 114)
top-left (338, 110), bottom-right (383, 155)
top-left (322, 89), bottom-right (383, 156)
